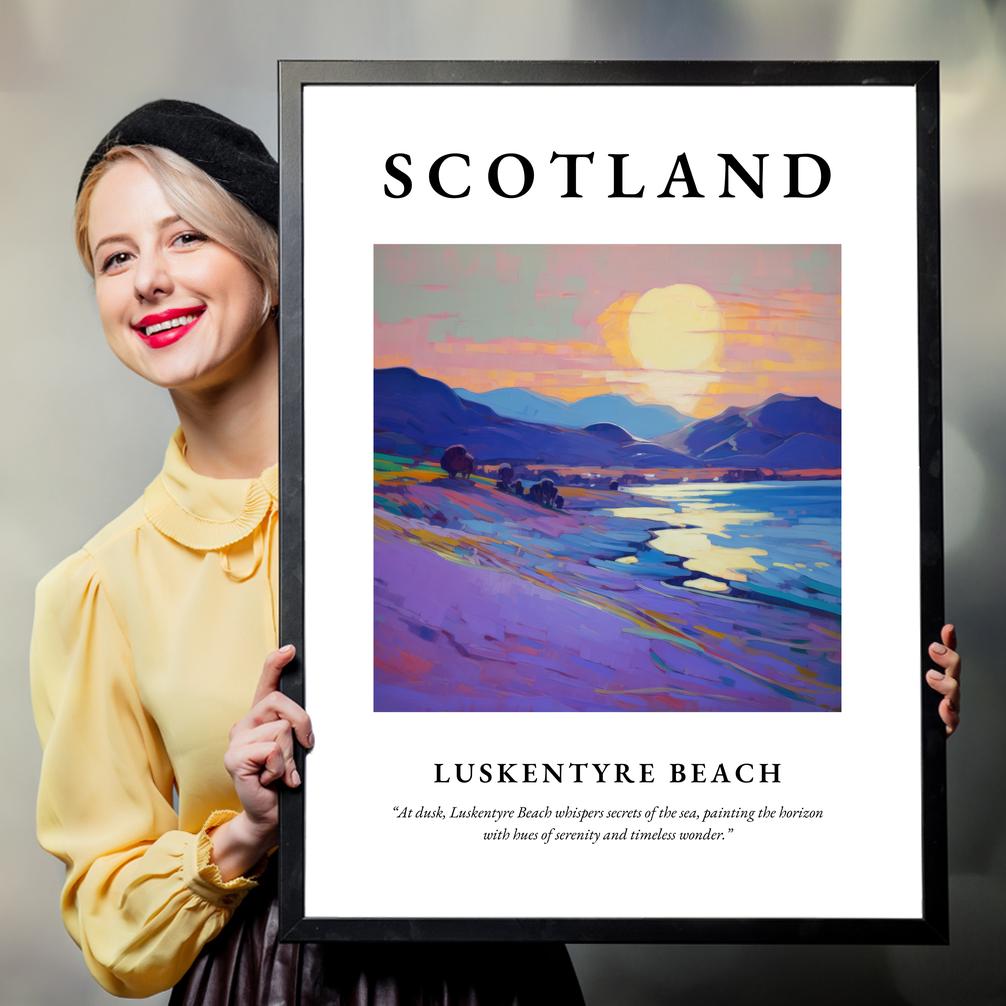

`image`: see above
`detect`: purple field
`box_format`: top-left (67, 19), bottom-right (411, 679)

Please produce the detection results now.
top-left (374, 460), bottom-right (841, 713)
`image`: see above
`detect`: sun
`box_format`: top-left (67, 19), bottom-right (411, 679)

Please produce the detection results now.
top-left (626, 284), bottom-right (722, 371)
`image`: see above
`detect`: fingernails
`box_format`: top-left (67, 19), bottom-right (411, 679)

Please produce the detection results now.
top-left (928, 670), bottom-right (945, 680)
top-left (291, 768), bottom-right (301, 787)
top-left (931, 643), bottom-right (947, 655)
top-left (280, 644), bottom-right (295, 655)
top-left (306, 732), bottom-right (315, 748)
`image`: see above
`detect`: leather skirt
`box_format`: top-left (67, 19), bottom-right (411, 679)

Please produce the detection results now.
top-left (169, 869), bottom-right (585, 1006)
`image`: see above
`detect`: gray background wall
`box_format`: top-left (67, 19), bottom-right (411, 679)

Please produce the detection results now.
top-left (1, 2), bottom-right (1003, 1003)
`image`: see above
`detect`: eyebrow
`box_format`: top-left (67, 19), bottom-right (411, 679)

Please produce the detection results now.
top-left (91, 215), bottom-right (185, 258)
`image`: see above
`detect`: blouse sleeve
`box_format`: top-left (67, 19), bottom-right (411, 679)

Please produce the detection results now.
top-left (31, 549), bottom-right (262, 998)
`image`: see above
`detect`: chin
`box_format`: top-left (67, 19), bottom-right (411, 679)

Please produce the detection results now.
top-left (154, 369), bottom-right (209, 391)
top-left (110, 321), bottom-right (271, 393)
top-left (122, 352), bottom-right (219, 391)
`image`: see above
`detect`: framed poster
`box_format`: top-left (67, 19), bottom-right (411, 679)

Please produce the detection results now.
top-left (277, 61), bottom-right (946, 943)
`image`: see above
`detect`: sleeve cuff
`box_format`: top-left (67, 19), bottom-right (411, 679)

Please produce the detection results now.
top-left (182, 810), bottom-right (269, 909)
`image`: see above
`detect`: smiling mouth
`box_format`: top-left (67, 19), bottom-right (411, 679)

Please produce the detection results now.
top-left (142, 313), bottom-right (199, 337)
top-left (135, 307), bottom-right (206, 338)
top-left (132, 307), bottom-right (207, 349)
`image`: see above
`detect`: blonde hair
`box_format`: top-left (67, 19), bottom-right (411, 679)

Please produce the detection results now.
top-left (75, 145), bottom-right (278, 323)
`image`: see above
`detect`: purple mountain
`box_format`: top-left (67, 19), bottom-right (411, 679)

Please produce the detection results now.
top-left (374, 369), bottom-right (699, 468)
top-left (582, 423), bottom-right (636, 444)
top-left (375, 371), bottom-right (840, 471)
top-left (655, 394), bottom-right (841, 468)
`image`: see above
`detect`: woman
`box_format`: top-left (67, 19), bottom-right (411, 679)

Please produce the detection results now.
top-left (31, 100), bottom-right (585, 1003)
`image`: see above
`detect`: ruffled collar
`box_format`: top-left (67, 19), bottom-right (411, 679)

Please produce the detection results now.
top-left (143, 428), bottom-right (278, 551)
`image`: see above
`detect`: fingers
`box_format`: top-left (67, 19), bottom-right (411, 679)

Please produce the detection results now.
top-left (928, 642), bottom-right (961, 679)
top-left (925, 667), bottom-right (959, 706)
top-left (225, 740), bottom-right (289, 788)
top-left (939, 697), bottom-right (961, 737)
top-left (252, 644), bottom-right (297, 707)
top-left (225, 645), bottom-right (313, 804)
top-left (927, 626), bottom-right (961, 737)
top-left (226, 719), bottom-right (301, 788)
top-left (925, 623), bottom-right (957, 736)
top-left (941, 623), bottom-right (958, 653)
top-left (233, 689), bottom-right (314, 750)
top-left (248, 719), bottom-right (299, 788)
top-left (926, 667), bottom-right (960, 737)
top-left (244, 644), bottom-right (314, 750)
top-left (929, 689), bottom-right (960, 736)
top-left (252, 740), bottom-right (288, 788)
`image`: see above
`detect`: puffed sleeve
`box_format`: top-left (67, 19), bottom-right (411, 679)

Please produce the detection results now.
top-left (31, 549), bottom-right (262, 998)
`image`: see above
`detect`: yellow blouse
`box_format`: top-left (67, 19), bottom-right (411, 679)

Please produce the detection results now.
top-left (31, 429), bottom-right (279, 998)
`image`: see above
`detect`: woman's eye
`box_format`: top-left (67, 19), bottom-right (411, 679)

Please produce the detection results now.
top-left (173, 231), bottom-right (207, 248)
top-left (101, 251), bottom-right (132, 273)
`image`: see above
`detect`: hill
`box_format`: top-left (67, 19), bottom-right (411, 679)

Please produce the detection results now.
top-left (376, 369), bottom-right (698, 468)
top-left (655, 394), bottom-right (841, 468)
top-left (454, 386), bottom-right (689, 439)
top-left (376, 370), bottom-right (841, 472)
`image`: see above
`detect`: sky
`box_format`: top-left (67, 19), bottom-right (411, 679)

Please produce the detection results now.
top-left (375, 244), bottom-right (840, 417)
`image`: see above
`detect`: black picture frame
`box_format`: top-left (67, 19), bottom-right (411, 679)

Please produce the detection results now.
top-left (277, 60), bottom-right (945, 945)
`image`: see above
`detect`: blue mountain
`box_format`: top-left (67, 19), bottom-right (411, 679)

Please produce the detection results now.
top-left (376, 370), bottom-right (840, 471)
top-left (655, 394), bottom-right (841, 468)
top-left (454, 387), bottom-right (689, 439)
top-left (376, 369), bottom-right (698, 468)
top-left (582, 423), bottom-right (636, 444)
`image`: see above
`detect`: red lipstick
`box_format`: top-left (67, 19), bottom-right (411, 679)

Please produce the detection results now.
top-left (132, 306), bottom-right (205, 349)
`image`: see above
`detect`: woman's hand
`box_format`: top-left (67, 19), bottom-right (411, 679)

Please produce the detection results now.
top-left (209, 645), bottom-right (314, 881)
top-left (926, 624), bottom-right (961, 738)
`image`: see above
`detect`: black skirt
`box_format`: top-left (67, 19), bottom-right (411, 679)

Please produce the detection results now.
top-left (169, 868), bottom-right (585, 1006)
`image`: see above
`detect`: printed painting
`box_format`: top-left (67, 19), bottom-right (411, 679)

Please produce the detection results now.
top-left (373, 245), bottom-right (841, 712)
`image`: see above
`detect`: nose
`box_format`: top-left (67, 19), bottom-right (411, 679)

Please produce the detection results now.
top-left (133, 247), bottom-right (173, 303)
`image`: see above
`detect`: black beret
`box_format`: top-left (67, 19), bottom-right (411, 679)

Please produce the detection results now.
top-left (77, 99), bottom-right (278, 228)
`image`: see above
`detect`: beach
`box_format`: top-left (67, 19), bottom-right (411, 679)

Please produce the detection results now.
top-left (374, 457), bottom-right (841, 712)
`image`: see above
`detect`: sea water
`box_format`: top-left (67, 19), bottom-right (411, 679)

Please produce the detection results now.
top-left (606, 481), bottom-right (841, 615)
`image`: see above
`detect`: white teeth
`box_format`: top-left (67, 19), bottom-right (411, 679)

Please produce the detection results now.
top-left (142, 313), bottom-right (199, 337)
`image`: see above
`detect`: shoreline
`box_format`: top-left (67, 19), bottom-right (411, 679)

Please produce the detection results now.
top-left (374, 456), bottom-right (841, 713)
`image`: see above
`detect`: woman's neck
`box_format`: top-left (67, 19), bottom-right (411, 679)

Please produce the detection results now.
top-left (169, 320), bottom-right (280, 479)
